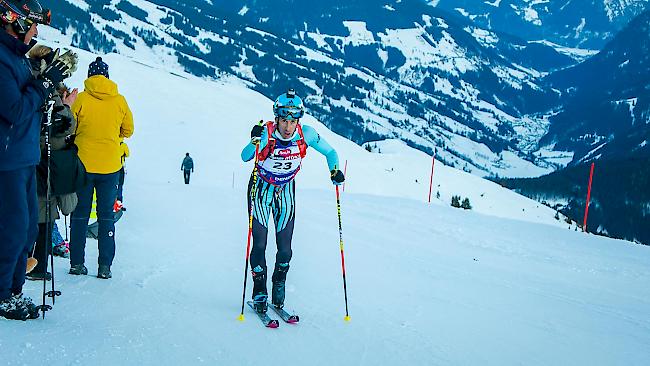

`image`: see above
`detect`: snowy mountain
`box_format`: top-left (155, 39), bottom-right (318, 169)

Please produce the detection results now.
top-left (434, 0), bottom-right (649, 49)
top-left (3, 41), bottom-right (650, 366)
top-left (40, 0), bottom-right (584, 178)
top-left (542, 9), bottom-right (650, 163)
top-left (496, 10), bottom-right (650, 246)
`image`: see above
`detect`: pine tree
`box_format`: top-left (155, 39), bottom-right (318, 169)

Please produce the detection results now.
top-left (461, 197), bottom-right (472, 210)
top-left (451, 195), bottom-right (461, 208)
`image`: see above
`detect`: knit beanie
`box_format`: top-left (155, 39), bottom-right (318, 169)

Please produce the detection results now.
top-left (88, 56), bottom-right (109, 78)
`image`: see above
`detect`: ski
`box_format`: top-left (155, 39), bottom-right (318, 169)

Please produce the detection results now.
top-left (268, 302), bottom-right (299, 323)
top-left (246, 301), bottom-right (280, 328)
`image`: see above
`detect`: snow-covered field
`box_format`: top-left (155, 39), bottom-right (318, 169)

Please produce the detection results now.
top-left (1, 44), bottom-right (649, 365)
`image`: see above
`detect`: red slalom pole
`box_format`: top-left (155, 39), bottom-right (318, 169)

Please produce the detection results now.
top-left (583, 162), bottom-right (595, 232)
top-left (342, 160), bottom-right (348, 192)
top-left (335, 185), bottom-right (351, 321)
top-left (428, 149), bottom-right (436, 203)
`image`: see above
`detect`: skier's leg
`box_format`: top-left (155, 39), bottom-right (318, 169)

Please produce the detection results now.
top-left (248, 176), bottom-right (273, 307)
top-left (271, 181), bottom-right (296, 307)
top-left (70, 175), bottom-right (95, 267)
top-left (95, 172), bottom-right (119, 268)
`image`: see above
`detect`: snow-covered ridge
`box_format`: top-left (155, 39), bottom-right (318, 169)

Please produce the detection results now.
top-left (45, 0), bottom-right (578, 179)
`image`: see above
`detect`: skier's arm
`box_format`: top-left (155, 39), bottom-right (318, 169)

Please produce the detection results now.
top-left (241, 127), bottom-right (268, 162)
top-left (302, 125), bottom-right (340, 171)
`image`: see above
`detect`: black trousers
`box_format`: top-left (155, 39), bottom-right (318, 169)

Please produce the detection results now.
top-left (183, 170), bottom-right (191, 184)
top-left (32, 222), bottom-right (53, 274)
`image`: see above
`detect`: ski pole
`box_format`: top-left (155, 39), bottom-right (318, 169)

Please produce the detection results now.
top-left (239, 121), bottom-right (263, 321)
top-left (335, 185), bottom-right (351, 322)
top-left (40, 100), bottom-right (60, 318)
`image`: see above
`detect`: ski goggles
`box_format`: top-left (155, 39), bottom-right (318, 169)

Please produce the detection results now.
top-left (1, 1), bottom-right (50, 25)
top-left (276, 107), bottom-right (304, 120)
top-left (27, 8), bottom-right (51, 25)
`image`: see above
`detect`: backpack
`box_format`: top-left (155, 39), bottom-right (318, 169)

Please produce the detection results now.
top-left (257, 121), bottom-right (307, 161)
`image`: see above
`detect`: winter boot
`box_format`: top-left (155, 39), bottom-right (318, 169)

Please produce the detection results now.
top-left (97, 265), bottom-right (112, 279)
top-left (69, 264), bottom-right (88, 275)
top-left (251, 265), bottom-right (268, 313)
top-left (271, 263), bottom-right (290, 308)
top-left (13, 294), bottom-right (40, 319)
top-left (26, 271), bottom-right (52, 281)
top-left (0, 295), bottom-right (29, 321)
top-left (52, 242), bottom-right (70, 258)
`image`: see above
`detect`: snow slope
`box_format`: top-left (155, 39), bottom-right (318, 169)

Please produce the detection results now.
top-left (1, 44), bottom-right (649, 365)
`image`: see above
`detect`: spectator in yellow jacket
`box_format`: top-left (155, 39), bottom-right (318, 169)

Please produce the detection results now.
top-left (69, 57), bottom-right (133, 279)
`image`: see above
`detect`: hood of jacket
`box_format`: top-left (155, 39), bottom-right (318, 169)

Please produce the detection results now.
top-left (84, 75), bottom-right (118, 100)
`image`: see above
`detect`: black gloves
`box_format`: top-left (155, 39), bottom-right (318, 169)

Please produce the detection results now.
top-left (43, 106), bottom-right (72, 135)
top-left (40, 59), bottom-right (70, 86)
top-left (331, 169), bottom-right (345, 185)
top-left (51, 110), bottom-right (72, 134)
top-left (251, 124), bottom-right (264, 139)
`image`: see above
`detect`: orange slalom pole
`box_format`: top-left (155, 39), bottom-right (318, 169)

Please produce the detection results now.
top-left (583, 162), bottom-right (595, 232)
top-left (428, 149), bottom-right (436, 203)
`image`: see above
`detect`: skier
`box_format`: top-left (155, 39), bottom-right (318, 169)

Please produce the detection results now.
top-left (181, 152), bottom-right (193, 184)
top-left (0, 0), bottom-right (74, 320)
top-left (69, 56), bottom-right (134, 279)
top-left (241, 89), bottom-right (345, 314)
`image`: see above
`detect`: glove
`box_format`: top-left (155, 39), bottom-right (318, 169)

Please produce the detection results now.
top-left (41, 106), bottom-right (70, 134)
top-left (51, 111), bottom-right (72, 135)
top-left (330, 169), bottom-right (345, 185)
top-left (40, 59), bottom-right (70, 85)
top-left (250, 124), bottom-right (264, 143)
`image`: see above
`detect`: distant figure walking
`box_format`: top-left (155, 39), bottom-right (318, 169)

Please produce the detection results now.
top-left (181, 153), bottom-right (194, 184)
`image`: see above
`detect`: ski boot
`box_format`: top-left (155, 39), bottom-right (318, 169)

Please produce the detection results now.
top-left (271, 263), bottom-right (289, 308)
top-left (251, 266), bottom-right (268, 313)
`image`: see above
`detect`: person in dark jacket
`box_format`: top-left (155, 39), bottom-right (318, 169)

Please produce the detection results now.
top-left (181, 153), bottom-right (194, 184)
top-left (0, 0), bottom-right (74, 321)
top-left (26, 45), bottom-right (79, 281)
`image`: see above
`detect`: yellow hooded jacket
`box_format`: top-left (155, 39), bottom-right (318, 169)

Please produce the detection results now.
top-left (72, 75), bottom-right (134, 174)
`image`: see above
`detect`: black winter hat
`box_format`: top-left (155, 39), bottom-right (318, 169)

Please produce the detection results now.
top-left (88, 56), bottom-right (109, 78)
